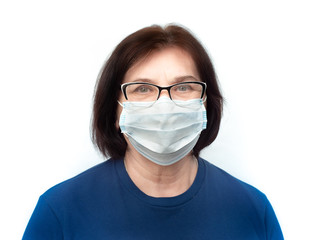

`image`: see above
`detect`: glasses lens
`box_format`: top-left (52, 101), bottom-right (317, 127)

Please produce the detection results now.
top-left (170, 82), bottom-right (204, 101)
top-left (125, 83), bottom-right (159, 102)
top-left (123, 82), bottom-right (205, 106)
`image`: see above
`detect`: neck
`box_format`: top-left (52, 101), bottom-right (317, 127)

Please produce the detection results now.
top-left (124, 150), bottom-right (198, 198)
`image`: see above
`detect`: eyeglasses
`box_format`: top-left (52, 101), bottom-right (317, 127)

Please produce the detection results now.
top-left (121, 81), bottom-right (206, 103)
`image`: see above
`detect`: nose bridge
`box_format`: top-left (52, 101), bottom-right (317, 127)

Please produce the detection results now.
top-left (158, 87), bottom-right (171, 99)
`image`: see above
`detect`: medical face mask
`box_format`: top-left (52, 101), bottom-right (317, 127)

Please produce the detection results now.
top-left (119, 97), bottom-right (207, 166)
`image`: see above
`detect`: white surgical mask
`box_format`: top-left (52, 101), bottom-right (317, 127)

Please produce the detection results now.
top-left (119, 97), bottom-right (207, 166)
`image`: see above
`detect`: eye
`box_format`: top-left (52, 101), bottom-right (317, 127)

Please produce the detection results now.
top-left (174, 84), bottom-right (192, 92)
top-left (133, 85), bottom-right (154, 94)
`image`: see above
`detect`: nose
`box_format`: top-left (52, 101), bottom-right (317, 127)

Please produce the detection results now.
top-left (158, 88), bottom-right (171, 99)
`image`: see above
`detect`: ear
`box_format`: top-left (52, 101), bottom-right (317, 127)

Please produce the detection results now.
top-left (115, 120), bottom-right (120, 130)
top-left (115, 101), bottom-right (122, 130)
top-left (116, 91), bottom-right (126, 130)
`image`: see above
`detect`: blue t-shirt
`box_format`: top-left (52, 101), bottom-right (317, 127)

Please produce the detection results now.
top-left (23, 158), bottom-right (283, 239)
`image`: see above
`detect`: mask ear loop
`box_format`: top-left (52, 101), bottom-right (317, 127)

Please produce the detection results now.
top-left (202, 96), bottom-right (207, 103)
top-left (117, 101), bottom-right (124, 107)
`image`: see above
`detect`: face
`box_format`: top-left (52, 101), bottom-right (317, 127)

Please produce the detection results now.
top-left (116, 47), bottom-right (202, 159)
top-left (116, 47), bottom-right (201, 126)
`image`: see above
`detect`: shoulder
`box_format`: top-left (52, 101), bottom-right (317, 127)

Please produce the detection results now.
top-left (201, 158), bottom-right (269, 208)
top-left (200, 158), bottom-right (284, 239)
top-left (41, 159), bottom-right (118, 206)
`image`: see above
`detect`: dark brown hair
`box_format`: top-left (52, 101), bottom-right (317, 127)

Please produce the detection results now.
top-left (92, 24), bottom-right (223, 159)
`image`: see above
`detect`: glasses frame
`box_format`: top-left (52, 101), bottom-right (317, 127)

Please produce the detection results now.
top-left (120, 81), bottom-right (207, 101)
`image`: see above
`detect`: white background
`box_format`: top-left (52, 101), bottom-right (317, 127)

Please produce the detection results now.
top-left (1, 0), bottom-right (319, 239)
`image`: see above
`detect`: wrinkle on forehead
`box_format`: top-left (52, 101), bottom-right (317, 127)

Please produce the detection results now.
top-left (123, 47), bottom-right (200, 86)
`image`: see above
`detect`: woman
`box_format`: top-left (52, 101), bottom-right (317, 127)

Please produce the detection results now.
top-left (23, 24), bottom-right (283, 239)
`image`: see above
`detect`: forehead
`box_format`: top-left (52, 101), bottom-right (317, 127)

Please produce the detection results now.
top-left (123, 47), bottom-right (200, 85)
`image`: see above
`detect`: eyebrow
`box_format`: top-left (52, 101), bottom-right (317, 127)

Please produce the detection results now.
top-left (128, 75), bottom-right (200, 85)
top-left (174, 75), bottom-right (200, 83)
top-left (130, 78), bottom-right (154, 83)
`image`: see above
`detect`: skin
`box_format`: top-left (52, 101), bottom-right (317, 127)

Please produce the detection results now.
top-left (116, 47), bottom-right (202, 198)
